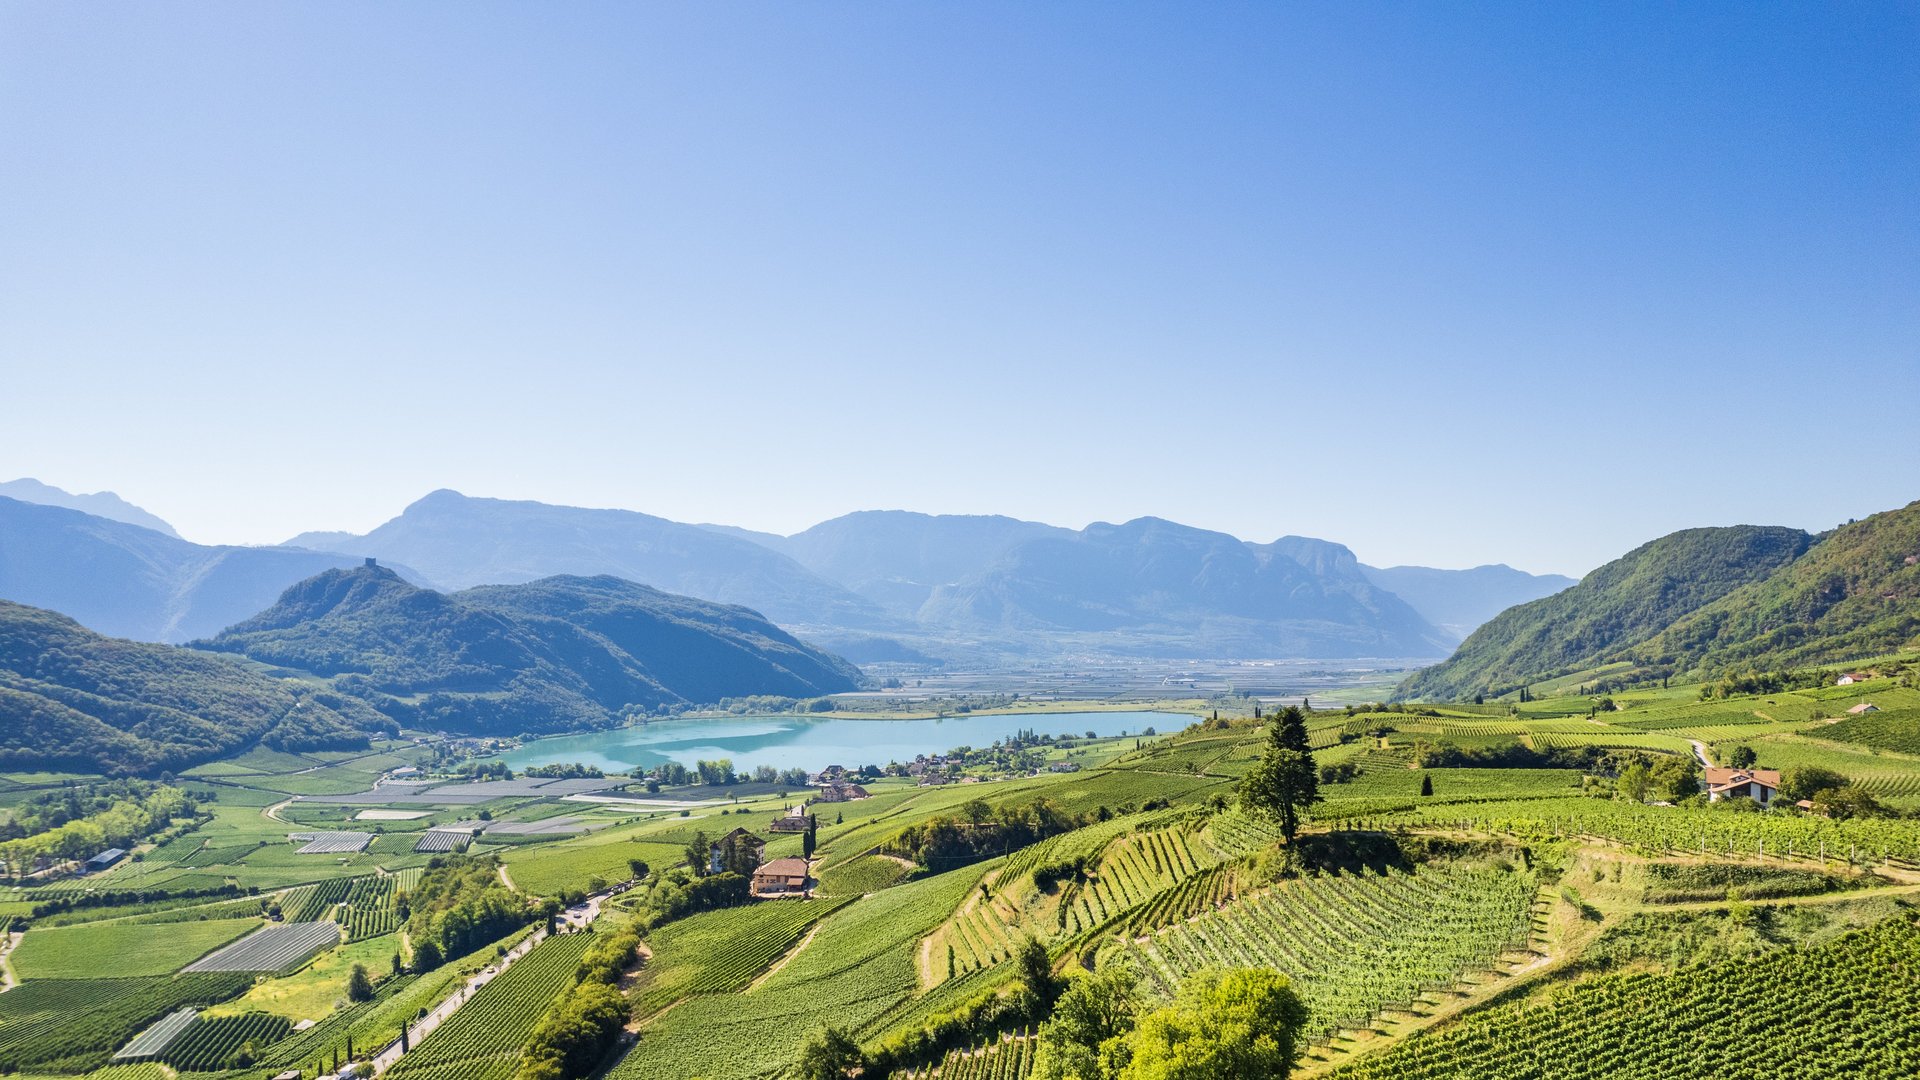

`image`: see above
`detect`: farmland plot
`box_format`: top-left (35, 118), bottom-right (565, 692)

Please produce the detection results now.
top-left (184, 922), bottom-right (340, 973)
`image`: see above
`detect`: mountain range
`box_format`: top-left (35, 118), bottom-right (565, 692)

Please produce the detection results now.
top-left (1402, 500), bottom-right (1920, 700)
top-left (3, 481), bottom-right (1574, 664)
top-left (0, 496), bottom-right (385, 643)
top-left (288, 494), bottom-right (1571, 661)
top-left (198, 565), bottom-right (864, 735)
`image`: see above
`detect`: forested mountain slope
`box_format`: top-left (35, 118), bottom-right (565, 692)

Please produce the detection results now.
top-left (1638, 500), bottom-right (1920, 674)
top-left (0, 600), bottom-right (391, 775)
top-left (199, 565), bottom-right (864, 734)
top-left (1401, 524), bottom-right (1814, 699)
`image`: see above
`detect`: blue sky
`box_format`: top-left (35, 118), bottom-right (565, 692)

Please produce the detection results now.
top-left (2, 2), bottom-right (1914, 575)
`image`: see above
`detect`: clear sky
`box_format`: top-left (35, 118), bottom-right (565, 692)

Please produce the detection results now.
top-left (2, 3), bottom-right (1914, 576)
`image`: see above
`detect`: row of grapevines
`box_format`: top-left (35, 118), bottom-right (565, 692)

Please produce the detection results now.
top-left (1329, 913), bottom-right (1920, 1079)
top-left (1123, 863), bottom-right (1538, 1038)
top-left (385, 931), bottom-right (593, 1074)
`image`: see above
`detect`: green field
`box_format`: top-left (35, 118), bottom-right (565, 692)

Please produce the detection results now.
top-left (10, 917), bottom-right (261, 979)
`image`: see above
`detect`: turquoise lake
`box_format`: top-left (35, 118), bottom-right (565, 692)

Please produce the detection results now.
top-left (491, 710), bottom-right (1186, 775)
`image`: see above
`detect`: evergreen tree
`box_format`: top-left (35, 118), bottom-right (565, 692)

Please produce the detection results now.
top-left (1420, 774), bottom-right (1433, 797)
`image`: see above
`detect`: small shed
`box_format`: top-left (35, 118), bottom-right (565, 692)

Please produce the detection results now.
top-left (86, 848), bottom-right (127, 871)
top-left (1848, 702), bottom-right (1880, 715)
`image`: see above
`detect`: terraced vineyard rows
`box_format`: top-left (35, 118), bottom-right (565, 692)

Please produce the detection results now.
top-left (895, 1034), bottom-right (1034, 1078)
top-left (1123, 863), bottom-right (1538, 1038)
top-left (1328, 914), bottom-right (1920, 1079)
top-left (386, 931), bottom-right (593, 1076)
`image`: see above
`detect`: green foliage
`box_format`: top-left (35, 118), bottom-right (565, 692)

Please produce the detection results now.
top-left (1403, 525), bottom-right (1812, 700)
top-left (0, 599), bottom-right (387, 776)
top-left (1821, 706), bottom-right (1920, 755)
top-left (516, 981), bottom-right (630, 1080)
top-left (886, 797), bottom-right (1092, 871)
top-left (199, 566), bottom-right (861, 736)
top-left (0, 973), bottom-right (251, 1071)
top-left (1779, 764), bottom-right (1850, 802)
top-left (1120, 968), bottom-right (1307, 1080)
top-left (1031, 965), bottom-right (1143, 1080)
top-left (1122, 862), bottom-right (1535, 1038)
top-left (1327, 913), bottom-right (1920, 1079)
top-left (1237, 747), bottom-right (1317, 843)
top-left (387, 932), bottom-right (594, 1077)
top-left (402, 855), bottom-right (534, 968)
top-left (9, 916), bottom-right (260, 979)
top-left (797, 1027), bottom-right (866, 1080)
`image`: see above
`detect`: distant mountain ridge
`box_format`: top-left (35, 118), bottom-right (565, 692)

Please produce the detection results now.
top-left (1403, 500), bottom-right (1920, 700)
top-left (914, 517), bottom-right (1450, 657)
top-left (285, 490), bottom-right (898, 634)
top-left (4, 487), bottom-right (1564, 664)
top-left (199, 565), bottom-right (865, 735)
top-left (1360, 564), bottom-right (1577, 642)
top-left (0, 478), bottom-right (180, 537)
top-left (0, 497), bottom-right (390, 643)
top-left (0, 599), bottom-right (392, 775)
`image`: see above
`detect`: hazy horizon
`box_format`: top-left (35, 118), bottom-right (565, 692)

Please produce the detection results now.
top-left (4, 3), bottom-right (1914, 576)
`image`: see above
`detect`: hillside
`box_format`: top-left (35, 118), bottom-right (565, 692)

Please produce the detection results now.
top-left (0, 497), bottom-right (385, 643)
top-left (1638, 500), bottom-right (1920, 674)
top-left (920, 517), bottom-right (1449, 657)
top-left (0, 600), bottom-right (391, 775)
top-left (198, 565), bottom-right (865, 734)
top-left (1360, 563), bottom-right (1577, 641)
top-left (1401, 524), bottom-right (1813, 700)
top-left (0, 477), bottom-right (180, 537)
top-left (287, 490), bottom-right (897, 634)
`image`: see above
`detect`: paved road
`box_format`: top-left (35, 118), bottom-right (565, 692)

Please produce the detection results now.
top-left (370, 887), bottom-right (617, 1074)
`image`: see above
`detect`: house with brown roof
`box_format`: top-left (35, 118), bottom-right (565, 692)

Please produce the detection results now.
top-left (815, 782), bottom-right (870, 802)
top-left (1836, 673), bottom-right (1870, 686)
top-left (1701, 767), bottom-right (1781, 807)
top-left (751, 856), bottom-right (811, 898)
top-left (769, 806), bottom-right (816, 834)
top-left (1848, 702), bottom-right (1880, 715)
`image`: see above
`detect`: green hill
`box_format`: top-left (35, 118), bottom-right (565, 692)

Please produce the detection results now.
top-left (0, 600), bottom-right (392, 776)
top-left (1638, 500), bottom-right (1920, 674)
top-left (198, 565), bottom-right (865, 735)
top-left (1399, 524), bottom-right (1813, 700)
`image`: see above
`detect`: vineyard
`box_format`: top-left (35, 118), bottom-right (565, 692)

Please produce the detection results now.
top-left (893, 1033), bottom-right (1035, 1079)
top-left (160, 1011), bottom-right (293, 1069)
top-left (1327, 913), bottom-right (1920, 1079)
top-left (183, 921), bottom-right (341, 972)
top-left (619, 864), bottom-right (990, 1080)
top-left (385, 931), bottom-right (594, 1077)
top-left (1819, 707), bottom-right (1920, 755)
top-left (1344, 796), bottom-right (1920, 863)
top-left (816, 854), bottom-right (914, 896)
top-left (633, 896), bottom-right (853, 1015)
top-left (0, 973), bottom-right (251, 1071)
top-left (1122, 862), bottom-right (1539, 1038)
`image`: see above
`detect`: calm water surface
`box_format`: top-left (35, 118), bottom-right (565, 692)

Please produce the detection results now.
top-left (492, 710), bottom-right (1185, 774)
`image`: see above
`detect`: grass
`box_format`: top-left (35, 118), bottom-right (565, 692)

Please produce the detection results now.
top-left (10, 917), bottom-right (261, 979)
top-left (205, 929), bottom-right (405, 1022)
